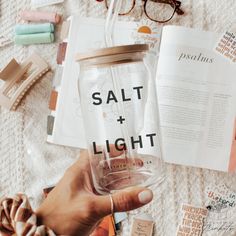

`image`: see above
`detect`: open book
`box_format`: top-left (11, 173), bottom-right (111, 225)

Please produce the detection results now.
top-left (48, 17), bottom-right (236, 172)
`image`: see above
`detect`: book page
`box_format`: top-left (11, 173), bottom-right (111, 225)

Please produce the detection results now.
top-left (157, 26), bottom-right (236, 171)
top-left (51, 17), bottom-right (137, 148)
top-left (49, 17), bottom-right (162, 149)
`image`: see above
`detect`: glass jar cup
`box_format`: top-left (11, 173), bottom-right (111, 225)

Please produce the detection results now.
top-left (76, 44), bottom-right (164, 194)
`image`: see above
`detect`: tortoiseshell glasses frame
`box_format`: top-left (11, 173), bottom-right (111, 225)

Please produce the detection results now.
top-left (103, 0), bottom-right (184, 23)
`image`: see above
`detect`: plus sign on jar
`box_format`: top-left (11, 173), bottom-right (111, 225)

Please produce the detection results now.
top-left (76, 44), bottom-right (164, 194)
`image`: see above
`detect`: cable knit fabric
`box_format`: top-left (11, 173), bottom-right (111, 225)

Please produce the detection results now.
top-left (0, 194), bottom-right (55, 236)
top-left (0, 0), bottom-right (236, 236)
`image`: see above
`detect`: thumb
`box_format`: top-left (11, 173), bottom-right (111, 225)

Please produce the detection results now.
top-left (95, 187), bottom-right (153, 217)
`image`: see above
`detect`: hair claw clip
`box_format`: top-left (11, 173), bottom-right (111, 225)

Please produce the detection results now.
top-left (0, 53), bottom-right (50, 111)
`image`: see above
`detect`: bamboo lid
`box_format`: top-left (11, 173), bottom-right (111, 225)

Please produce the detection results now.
top-left (76, 44), bottom-right (149, 62)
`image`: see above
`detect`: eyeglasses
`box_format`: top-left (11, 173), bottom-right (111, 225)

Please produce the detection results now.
top-left (101, 0), bottom-right (184, 23)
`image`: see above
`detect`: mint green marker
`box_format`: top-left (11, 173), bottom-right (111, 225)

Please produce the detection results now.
top-left (15, 32), bottom-right (54, 45)
top-left (15, 23), bottom-right (54, 35)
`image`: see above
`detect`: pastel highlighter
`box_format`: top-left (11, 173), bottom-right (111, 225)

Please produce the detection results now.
top-left (15, 23), bottom-right (54, 35)
top-left (15, 33), bottom-right (54, 45)
top-left (20, 10), bottom-right (61, 24)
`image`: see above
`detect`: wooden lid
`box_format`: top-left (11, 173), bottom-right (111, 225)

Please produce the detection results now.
top-left (76, 44), bottom-right (149, 62)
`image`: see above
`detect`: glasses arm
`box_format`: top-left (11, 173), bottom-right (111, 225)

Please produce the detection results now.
top-left (175, 1), bottom-right (184, 15)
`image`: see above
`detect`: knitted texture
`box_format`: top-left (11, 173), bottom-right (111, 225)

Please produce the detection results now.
top-left (0, 0), bottom-right (236, 235)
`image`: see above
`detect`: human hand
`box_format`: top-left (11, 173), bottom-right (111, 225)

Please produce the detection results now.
top-left (36, 149), bottom-right (153, 236)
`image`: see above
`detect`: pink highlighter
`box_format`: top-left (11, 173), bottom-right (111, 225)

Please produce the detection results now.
top-left (20, 10), bottom-right (61, 24)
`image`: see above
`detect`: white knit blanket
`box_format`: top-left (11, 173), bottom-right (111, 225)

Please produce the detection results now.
top-left (0, 0), bottom-right (236, 235)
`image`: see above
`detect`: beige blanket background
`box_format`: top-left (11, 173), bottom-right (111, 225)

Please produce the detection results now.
top-left (0, 0), bottom-right (236, 235)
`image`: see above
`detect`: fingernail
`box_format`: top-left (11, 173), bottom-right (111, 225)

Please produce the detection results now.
top-left (138, 190), bottom-right (153, 204)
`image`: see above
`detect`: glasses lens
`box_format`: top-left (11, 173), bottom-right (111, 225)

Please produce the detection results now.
top-left (106, 0), bottom-right (134, 15)
top-left (145, 0), bottom-right (175, 22)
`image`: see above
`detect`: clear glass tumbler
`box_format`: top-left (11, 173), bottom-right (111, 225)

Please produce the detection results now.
top-left (76, 44), bottom-right (164, 194)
